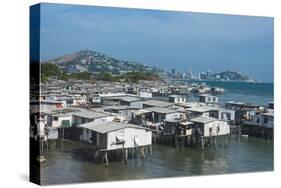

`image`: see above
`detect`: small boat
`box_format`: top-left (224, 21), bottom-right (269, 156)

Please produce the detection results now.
top-left (241, 134), bottom-right (249, 138)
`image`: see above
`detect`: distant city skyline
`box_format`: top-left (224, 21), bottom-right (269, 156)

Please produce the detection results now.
top-left (39, 3), bottom-right (274, 82)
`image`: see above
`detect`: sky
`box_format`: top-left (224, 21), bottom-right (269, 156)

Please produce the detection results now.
top-left (38, 3), bottom-right (274, 83)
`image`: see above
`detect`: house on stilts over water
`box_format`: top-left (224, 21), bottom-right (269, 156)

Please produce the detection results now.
top-left (79, 121), bottom-right (152, 166)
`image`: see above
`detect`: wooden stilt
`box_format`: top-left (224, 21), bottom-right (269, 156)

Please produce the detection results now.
top-left (104, 151), bottom-right (109, 167)
top-left (124, 149), bottom-right (128, 165)
top-left (149, 145), bottom-right (152, 155)
top-left (201, 137), bottom-right (204, 150)
top-left (214, 136), bottom-right (217, 146)
top-left (134, 147), bottom-right (137, 159)
top-left (41, 139), bottom-right (44, 154)
top-left (141, 146), bottom-right (145, 159)
top-left (94, 150), bottom-right (99, 160)
top-left (46, 140), bottom-right (48, 152)
top-left (61, 128), bottom-right (64, 151)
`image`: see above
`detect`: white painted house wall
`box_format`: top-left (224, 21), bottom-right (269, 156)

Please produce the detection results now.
top-left (91, 96), bottom-right (101, 103)
top-left (130, 101), bottom-right (144, 108)
top-left (202, 121), bottom-right (230, 137)
top-left (82, 129), bottom-right (92, 143)
top-left (261, 115), bottom-right (274, 128)
top-left (80, 127), bottom-right (152, 150)
top-left (165, 112), bottom-right (186, 121)
top-left (219, 110), bottom-right (235, 121)
top-left (106, 128), bottom-right (152, 150)
top-left (199, 95), bottom-right (218, 103)
top-left (244, 113), bottom-right (274, 128)
top-left (48, 115), bottom-right (72, 128)
top-left (169, 96), bottom-right (186, 104)
top-left (138, 91), bottom-right (152, 98)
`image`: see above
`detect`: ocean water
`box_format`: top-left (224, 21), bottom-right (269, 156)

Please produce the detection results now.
top-left (187, 81), bottom-right (274, 106)
top-left (41, 136), bottom-right (273, 185)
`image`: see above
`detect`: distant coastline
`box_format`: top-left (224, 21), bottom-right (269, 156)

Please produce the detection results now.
top-left (43, 49), bottom-right (264, 84)
top-left (171, 79), bottom-right (273, 84)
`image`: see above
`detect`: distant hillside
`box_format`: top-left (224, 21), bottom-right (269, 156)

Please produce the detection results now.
top-left (211, 71), bottom-right (255, 82)
top-left (46, 50), bottom-right (163, 75)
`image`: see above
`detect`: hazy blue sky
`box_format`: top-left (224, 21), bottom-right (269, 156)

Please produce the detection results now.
top-left (39, 3), bottom-right (274, 82)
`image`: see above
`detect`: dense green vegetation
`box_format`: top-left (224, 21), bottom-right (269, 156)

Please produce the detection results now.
top-left (41, 63), bottom-right (61, 77)
top-left (94, 71), bottom-right (161, 83)
top-left (63, 72), bottom-right (92, 80)
top-left (96, 72), bottom-right (117, 82)
top-left (40, 63), bottom-right (161, 83)
top-left (40, 63), bottom-right (61, 83)
top-left (40, 63), bottom-right (92, 82)
top-left (121, 72), bottom-right (160, 83)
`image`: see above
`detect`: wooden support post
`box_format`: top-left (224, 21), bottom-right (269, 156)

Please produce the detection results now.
top-left (46, 140), bottom-right (48, 152)
top-left (104, 151), bottom-right (109, 167)
top-left (141, 146), bottom-right (145, 159)
top-left (61, 128), bottom-right (64, 151)
top-left (196, 136), bottom-right (200, 150)
top-left (94, 150), bottom-right (99, 160)
top-left (124, 149), bottom-right (128, 165)
top-left (201, 137), bottom-right (204, 150)
top-left (134, 147), bottom-right (137, 159)
top-left (238, 126), bottom-right (241, 142)
top-left (41, 138), bottom-right (44, 154)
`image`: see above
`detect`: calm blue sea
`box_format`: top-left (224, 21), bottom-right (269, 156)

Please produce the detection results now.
top-left (186, 81), bottom-right (273, 107)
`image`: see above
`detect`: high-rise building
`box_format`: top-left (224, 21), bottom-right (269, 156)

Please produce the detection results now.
top-left (186, 69), bottom-right (193, 80)
top-left (171, 68), bottom-right (176, 75)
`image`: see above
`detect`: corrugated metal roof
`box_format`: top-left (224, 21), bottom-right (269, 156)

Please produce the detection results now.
top-left (179, 121), bottom-right (194, 126)
top-left (187, 106), bottom-right (222, 113)
top-left (168, 95), bottom-right (185, 98)
top-left (190, 116), bottom-right (217, 124)
top-left (72, 108), bottom-right (109, 119)
top-left (80, 121), bottom-right (148, 134)
top-left (144, 107), bottom-right (180, 114)
top-left (120, 97), bottom-right (142, 103)
top-left (143, 100), bottom-right (173, 108)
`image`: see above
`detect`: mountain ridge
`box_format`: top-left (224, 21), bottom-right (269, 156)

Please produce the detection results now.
top-left (45, 50), bottom-right (256, 82)
top-left (45, 50), bottom-right (161, 75)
